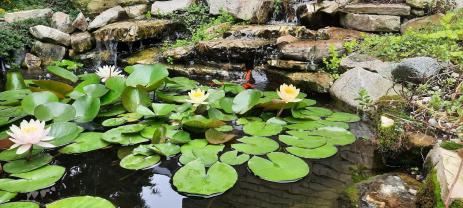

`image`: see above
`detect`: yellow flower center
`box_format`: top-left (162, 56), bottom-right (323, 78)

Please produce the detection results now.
top-left (284, 87), bottom-right (295, 95)
top-left (191, 91), bottom-right (204, 98)
top-left (23, 126), bottom-right (38, 133)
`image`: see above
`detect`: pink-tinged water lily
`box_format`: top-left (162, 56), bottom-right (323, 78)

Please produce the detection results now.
top-left (95, 65), bottom-right (124, 82)
top-left (186, 89), bottom-right (209, 106)
top-left (7, 119), bottom-right (55, 154)
top-left (277, 84), bottom-right (302, 103)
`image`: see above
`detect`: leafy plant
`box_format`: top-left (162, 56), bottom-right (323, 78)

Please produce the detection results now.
top-left (322, 44), bottom-right (343, 77)
top-left (355, 88), bottom-right (373, 111)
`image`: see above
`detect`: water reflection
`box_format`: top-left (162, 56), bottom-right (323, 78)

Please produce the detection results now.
top-left (141, 174), bottom-right (184, 208)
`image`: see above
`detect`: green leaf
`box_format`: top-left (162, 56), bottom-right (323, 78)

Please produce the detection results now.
top-left (311, 127), bottom-right (356, 145)
top-left (83, 84), bottom-right (109, 98)
top-left (220, 150), bottom-right (249, 166)
top-left (5, 72), bottom-right (26, 91)
top-left (278, 135), bottom-right (326, 149)
top-left (3, 154), bottom-right (53, 174)
top-left (72, 95), bottom-right (100, 123)
top-left (243, 121), bottom-right (283, 137)
top-left (173, 160), bottom-right (237, 196)
top-left (45, 196), bottom-right (115, 208)
top-left (325, 112), bottom-right (361, 122)
top-left (136, 105), bottom-right (155, 116)
top-left (101, 76), bottom-right (126, 105)
top-left (102, 117), bottom-right (127, 127)
top-left (183, 115), bottom-right (225, 129)
top-left (59, 132), bottom-right (110, 154)
top-left (34, 102), bottom-right (76, 122)
top-left (31, 80), bottom-right (74, 99)
top-left (0, 202), bottom-right (39, 208)
top-left (205, 128), bottom-right (236, 144)
top-left (121, 87), bottom-right (151, 112)
top-left (48, 122), bottom-right (84, 147)
top-left (0, 165), bottom-right (65, 193)
top-left (248, 152), bottom-right (309, 182)
top-left (232, 89), bottom-right (263, 114)
top-left (208, 108), bottom-right (236, 121)
top-left (120, 154), bottom-right (161, 170)
top-left (0, 191), bottom-right (17, 204)
top-left (179, 144), bottom-right (224, 166)
top-left (286, 120), bottom-right (349, 131)
top-left (232, 136), bottom-right (279, 155)
top-left (152, 103), bottom-right (176, 116)
top-left (126, 64), bottom-right (169, 90)
top-left (149, 143), bottom-right (181, 157)
top-left (21, 92), bottom-right (59, 115)
top-left (102, 126), bottom-right (148, 146)
top-left (46, 66), bottom-right (78, 82)
top-left (0, 149), bottom-right (41, 162)
top-left (286, 145), bottom-right (338, 159)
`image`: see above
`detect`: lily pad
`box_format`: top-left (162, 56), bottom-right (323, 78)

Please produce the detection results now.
top-left (232, 89), bottom-right (263, 114)
top-left (116, 124), bottom-right (146, 133)
top-left (48, 122), bottom-right (84, 147)
top-left (125, 64), bottom-right (169, 90)
top-left (46, 196), bottom-right (115, 208)
top-left (0, 165), bottom-right (65, 193)
top-left (325, 112), bottom-right (360, 122)
top-left (21, 92), bottom-right (59, 115)
top-left (173, 160), bottom-right (237, 196)
top-left (179, 145), bottom-right (224, 166)
top-left (243, 121), bottom-right (283, 137)
top-left (149, 143), bottom-right (181, 157)
top-left (248, 152), bottom-right (309, 182)
top-left (3, 154), bottom-right (53, 174)
top-left (183, 115), bottom-right (225, 129)
top-left (0, 202), bottom-right (39, 208)
top-left (0, 149), bottom-right (42, 162)
top-left (59, 132), bottom-right (110, 154)
top-left (220, 150), bottom-right (249, 166)
top-left (101, 76), bottom-right (126, 105)
top-left (101, 117), bottom-right (127, 127)
top-left (102, 128), bottom-right (148, 145)
top-left (286, 145), bottom-right (338, 159)
top-left (120, 154), bottom-right (161, 170)
top-left (310, 127), bottom-right (356, 145)
top-left (152, 103), bottom-right (176, 116)
top-left (121, 87), bottom-right (151, 113)
top-left (46, 66), bottom-right (78, 82)
top-left (232, 136), bottom-right (279, 155)
top-left (278, 135), bottom-right (326, 149)
top-left (34, 102), bottom-right (76, 122)
top-left (0, 191), bottom-right (17, 203)
top-left (205, 128), bottom-right (235, 144)
top-left (83, 84), bottom-right (109, 98)
top-left (72, 95), bottom-right (100, 123)
top-left (286, 120), bottom-right (349, 131)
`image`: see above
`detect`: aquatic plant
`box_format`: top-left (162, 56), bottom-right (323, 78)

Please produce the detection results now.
top-left (95, 65), bottom-right (125, 83)
top-left (7, 119), bottom-right (54, 154)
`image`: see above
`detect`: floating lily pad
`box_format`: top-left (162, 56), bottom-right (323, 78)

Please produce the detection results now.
top-left (208, 108), bottom-right (236, 121)
top-left (183, 115), bottom-right (225, 129)
top-left (179, 145), bottom-right (224, 166)
top-left (278, 135), bottom-right (326, 149)
top-left (152, 103), bottom-right (176, 116)
top-left (236, 117), bottom-right (262, 125)
top-left (83, 84), bottom-right (109, 98)
top-left (21, 91), bottom-right (59, 115)
top-left (325, 112), bottom-right (361, 122)
top-left (149, 143), bottom-right (181, 157)
top-left (46, 66), bottom-right (78, 82)
top-left (116, 124), bottom-right (146, 133)
top-left (46, 196), bottom-right (115, 208)
top-left (121, 87), bottom-right (151, 113)
top-left (205, 128), bottom-right (235, 144)
top-left (101, 76), bottom-right (126, 106)
top-left (243, 121), bottom-right (282, 137)
top-left (248, 152), bottom-right (309, 183)
top-left (214, 125), bottom-right (233, 132)
top-left (102, 117), bottom-right (127, 127)
top-left (173, 160), bottom-right (237, 196)
top-left (48, 122), bottom-right (84, 147)
top-left (0, 165), bottom-right (65, 193)
top-left (170, 131), bottom-right (191, 144)
top-left (34, 102), bottom-right (76, 122)
top-left (0, 191), bottom-right (17, 203)
top-left (120, 154), bottom-right (161, 170)
top-left (232, 89), bottom-right (263, 114)
top-left (0, 149), bottom-right (42, 162)
top-left (232, 136), bottom-right (279, 155)
top-left (311, 127), bottom-right (356, 145)
top-left (59, 132), bottom-right (110, 154)
top-left (3, 154), bottom-right (53, 174)
top-left (125, 64), bottom-right (169, 90)
top-left (286, 145), bottom-right (338, 159)
top-left (286, 120), bottom-right (349, 131)
top-left (220, 150), bottom-right (250, 166)
top-left (72, 95), bottom-right (100, 123)
top-left (266, 117), bottom-right (287, 125)
top-left (102, 128), bottom-right (148, 145)
top-left (180, 139), bottom-right (208, 153)
top-left (0, 202), bottom-right (39, 208)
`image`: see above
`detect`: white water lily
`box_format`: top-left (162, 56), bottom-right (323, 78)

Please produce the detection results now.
top-left (380, 116), bottom-right (395, 128)
top-left (7, 119), bottom-right (55, 154)
top-left (277, 84), bottom-right (302, 103)
top-left (95, 65), bottom-right (124, 82)
top-left (186, 89), bottom-right (209, 106)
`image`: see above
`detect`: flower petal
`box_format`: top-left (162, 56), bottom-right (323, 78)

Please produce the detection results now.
top-left (16, 144), bottom-right (32, 155)
top-left (36, 142), bottom-right (55, 148)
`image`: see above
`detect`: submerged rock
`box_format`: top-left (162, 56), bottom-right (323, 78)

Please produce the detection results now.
top-left (125, 4), bottom-right (148, 19)
top-left (341, 4), bottom-right (411, 16)
top-left (72, 12), bottom-right (89, 31)
top-left (4, 8), bottom-right (52, 23)
top-left (29, 25), bottom-right (71, 46)
top-left (88, 6), bottom-right (127, 30)
top-left (151, 0), bottom-right (195, 14)
top-left (341, 13), bottom-right (401, 32)
top-left (400, 13), bottom-right (444, 33)
top-left (340, 53), bottom-right (397, 80)
top-left (224, 25), bottom-right (317, 39)
top-left (23, 53), bottom-right (42, 70)
top-left (166, 64), bottom-right (245, 80)
top-left (31, 41), bottom-right (66, 65)
top-left (206, 0), bottom-right (274, 24)
top-left (93, 20), bottom-right (185, 42)
top-left (121, 47), bottom-right (161, 65)
top-left (195, 39), bottom-right (274, 62)
top-left (392, 57), bottom-right (441, 83)
top-left (52, 12), bottom-right (75, 34)
top-left (70, 32), bottom-right (94, 55)
top-left (279, 39), bottom-right (345, 62)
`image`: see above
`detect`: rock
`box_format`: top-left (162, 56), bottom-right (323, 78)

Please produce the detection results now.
top-left (93, 19), bottom-right (185, 42)
top-left (88, 6), bottom-right (127, 30)
top-left (287, 71), bottom-right (333, 93)
top-left (341, 13), bottom-right (401, 32)
top-left (392, 57), bottom-right (441, 82)
top-left (70, 32), bottom-right (94, 55)
top-left (223, 25), bottom-right (316, 39)
top-left (406, 132), bottom-right (437, 148)
top-left (71, 50), bottom-right (111, 65)
top-left (426, 145), bottom-right (463, 203)
top-left (267, 59), bottom-right (314, 71)
top-left (4, 8), bottom-right (52, 23)
top-left (411, 9), bottom-right (426, 16)
top-left (400, 13), bottom-right (444, 33)
top-left (125, 4), bottom-right (148, 19)
top-left (276, 35), bottom-right (300, 46)
top-left (206, 0), bottom-right (274, 24)
top-left (406, 0), bottom-right (434, 9)
top-left (279, 39), bottom-right (345, 62)
top-left (317, 27), bottom-right (364, 41)
top-left (72, 12), bottom-right (89, 31)
top-left (29, 25), bottom-right (71, 46)
top-left (296, 1), bottom-right (340, 29)
top-left (167, 64), bottom-right (245, 80)
top-left (31, 41), bottom-right (66, 65)
top-left (121, 47), bottom-right (160, 65)
top-left (195, 39), bottom-right (274, 62)
top-left (51, 12), bottom-right (75, 33)
top-left (341, 4), bottom-right (411, 16)
top-left (151, 0), bottom-right (195, 14)
top-left (340, 53), bottom-right (398, 80)
top-left (71, 0), bottom-right (148, 15)
top-left (340, 173), bottom-right (420, 208)
top-left (162, 46), bottom-right (195, 62)
top-left (330, 67), bottom-right (401, 109)
top-left (23, 53), bottom-right (42, 70)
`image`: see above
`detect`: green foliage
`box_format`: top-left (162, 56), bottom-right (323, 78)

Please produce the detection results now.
top-left (322, 44), bottom-right (343, 78)
top-left (354, 88), bottom-right (373, 111)
top-left (1, 0), bottom-right (79, 17)
top-left (440, 140), bottom-right (463, 150)
top-left (343, 40), bottom-right (358, 55)
top-left (273, 0), bottom-right (282, 16)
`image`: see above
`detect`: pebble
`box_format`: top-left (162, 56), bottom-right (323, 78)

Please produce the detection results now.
top-left (428, 118), bottom-right (438, 127)
top-left (422, 97), bottom-right (431, 103)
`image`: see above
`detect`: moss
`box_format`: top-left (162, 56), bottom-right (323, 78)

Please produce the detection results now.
top-left (343, 184), bottom-right (360, 207)
top-left (440, 141), bottom-right (463, 150)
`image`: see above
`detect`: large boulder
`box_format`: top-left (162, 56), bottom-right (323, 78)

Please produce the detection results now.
top-left (151, 0), bottom-right (195, 14)
top-left (51, 12), bottom-right (75, 33)
top-left (72, 0), bottom-right (148, 15)
top-left (406, 0), bottom-right (434, 9)
top-left (70, 32), bottom-right (94, 55)
top-left (224, 25), bottom-right (316, 39)
top-left (125, 4), bottom-right (148, 19)
top-left (341, 3), bottom-right (411, 16)
top-left (296, 1), bottom-right (340, 29)
top-left (400, 13), bottom-right (444, 33)
top-left (266, 69), bottom-right (333, 93)
top-left (31, 41), bottom-right (66, 65)
top-left (392, 57), bottom-right (442, 82)
top-left (206, 0), bottom-right (274, 24)
top-left (23, 53), bottom-right (42, 70)
top-left (341, 13), bottom-right (401, 32)
top-left (279, 39), bottom-right (345, 62)
top-left (29, 25), bottom-right (71, 46)
top-left (340, 53), bottom-right (398, 80)
top-left (195, 39), bottom-right (274, 62)
top-left (72, 12), bottom-right (89, 31)
top-left (88, 6), bottom-right (127, 30)
top-left (4, 8), bottom-right (52, 23)
top-left (330, 67), bottom-right (401, 109)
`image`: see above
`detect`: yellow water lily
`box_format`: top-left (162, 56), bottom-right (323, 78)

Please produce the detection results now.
top-left (7, 119), bottom-right (55, 154)
top-left (277, 84), bottom-right (302, 103)
top-left (186, 89), bottom-right (209, 106)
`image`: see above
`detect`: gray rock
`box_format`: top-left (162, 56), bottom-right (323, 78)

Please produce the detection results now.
top-left (31, 41), bottom-right (66, 65)
top-left (4, 8), bottom-right (52, 23)
top-left (280, 39), bottom-right (345, 62)
top-left (151, 0), bottom-right (195, 14)
top-left (406, 0), bottom-right (434, 8)
top-left (316, 27), bottom-right (364, 41)
top-left (400, 13), bottom-right (444, 33)
top-left (341, 53), bottom-right (398, 80)
top-left (341, 13), bottom-right (401, 32)
top-left (223, 25), bottom-right (316, 39)
top-left (70, 32), bottom-right (94, 55)
top-left (71, 0), bottom-right (148, 15)
top-left (392, 57), bottom-right (441, 82)
top-left (51, 12), bottom-right (75, 33)
top-left (88, 6), bottom-right (127, 30)
top-left (162, 45), bottom-right (195, 62)
top-left (72, 12), bottom-right (89, 31)
top-left (296, 1), bottom-right (340, 29)
top-left (125, 4), bottom-right (148, 19)
top-left (29, 25), bottom-right (71, 46)
top-left (206, 0), bottom-right (274, 24)
top-left (330, 67), bottom-right (401, 109)
top-left (23, 53), bottom-right (42, 70)
top-left (195, 39), bottom-right (274, 62)
top-left (266, 69), bottom-right (333, 93)
top-left (341, 3), bottom-right (411, 16)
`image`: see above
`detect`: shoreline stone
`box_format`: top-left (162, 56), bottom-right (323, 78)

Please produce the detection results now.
top-left (341, 13), bottom-right (401, 32)
top-left (29, 25), bottom-right (71, 46)
top-left (342, 4), bottom-right (411, 16)
top-left (4, 8), bottom-right (52, 23)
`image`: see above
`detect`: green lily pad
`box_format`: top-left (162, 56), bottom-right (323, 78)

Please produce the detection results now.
top-left (173, 160), bottom-right (237, 196)
top-left (183, 115), bottom-right (225, 129)
top-left (101, 117), bottom-right (127, 127)
top-left (72, 95), bottom-right (100, 123)
top-left (149, 143), bottom-right (181, 157)
top-left (49, 122), bottom-right (84, 147)
top-left (205, 128), bottom-right (236, 144)
top-left (125, 64), bottom-right (169, 90)
top-left (59, 132), bottom-right (110, 154)
top-left (207, 108), bottom-right (236, 121)
top-left (34, 102), bottom-right (76, 122)
top-left (120, 154), bottom-right (161, 170)
top-left (232, 136), bottom-right (279, 155)
top-left (83, 84), bottom-right (109, 98)
top-left (102, 128), bottom-right (148, 145)
top-left (116, 124), bottom-right (146, 133)
top-left (286, 145), bottom-right (338, 159)
top-left (179, 145), bottom-right (224, 167)
top-left (286, 120), bottom-right (349, 131)
top-left (232, 89), bottom-right (263, 114)
top-left (311, 127), bottom-right (356, 145)
top-left (278, 135), bottom-right (327, 149)
top-left (46, 66), bottom-right (78, 82)
top-left (101, 76), bottom-right (126, 105)
top-left (0, 165), bottom-right (65, 193)
top-left (97, 105), bottom-right (126, 117)
top-left (21, 92), bottom-right (59, 115)
top-left (266, 117), bottom-right (287, 125)
top-left (325, 112), bottom-right (360, 122)
top-left (170, 131), bottom-right (191, 144)
top-left (0, 149), bottom-right (42, 162)
top-left (236, 117), bottom-right (262, 125)
top-left (3, 154), bottom-right (53, 174)
top-left (248, 152), bottom-right (309, 182)
top-left (214, 125), bottom-right (233, 132)
top-left (152, 103), bottom-right (176, 116)
top-left (0, 202), bottom-right (39, 208)
top-left (220, 150), bottom-right (249, 166)
top-left (303, 107), bottom-right (333, 117)
top-left (0, 191), bottom-right (17, 203)
top-left (156, 91), bottom-right (188, 103)
top-left (243, 121), bottom-right (282, 137)
top-left (45, 196), bottom-right (115, 208)
top-left (121, 87), bottom-right (151, 113)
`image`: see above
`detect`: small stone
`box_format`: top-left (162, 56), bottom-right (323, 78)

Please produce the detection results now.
top-left (72, 12), bottom-right (89, 31)
top-left (29, 25), bottom-right (71, 46)
top-left (406, 132), bottom-right (437, 148)
top-left (70, 32), bottom-right (94, 55)
top-left (51, 12), bottom-right (75, 33)
top-left (88, 6), bottom-right (127, 30)
top-left (392, 57), bottom-right (442, 82)
top-left (428, 118), bottom-right (437, 127)
top-left (31, 41), bottom-right (66, 65)
top-left (125, 4), bottom-right (148, 19)
top-left (4, 8), bottom-right (52, 23)
top-left (151, 0), bottom-right (194, 14)
top-left (23, 53), bottom-right (42, 70)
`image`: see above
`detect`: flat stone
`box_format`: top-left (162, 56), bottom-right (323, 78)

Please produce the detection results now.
top-left (121, 47), bottom-right (160, 65)
top-left (88, 6), bottom-right (127, 30)
top-left (31, 41), bottom-right (66, 65)
top-left (267, 59), bottom-right (314, 71)
top-left (330, 67), bottom-right (401, 109)
top-left (280, 39), bottom-right (345, 62)
top-left (341, 13), bottom-right (401, 32)
top-left (4, 8), bottom-right (52, 23)
top-left (125, 4), bottom-right (148, 19)
top-left (406, 132), bottom-right (437, 148)
top-left (93, 19), bottom-right (185, 42)
top-left (151, 0), bottom-right (195, 14)
top-left (195, 39), bottom-right (274, 62)
top-left (162, 45), bottom-right (195, 62)
top-left (342, 4), bottom-right (411, 16)
top-left (392, 57), bottom-right (441, 82)
top-left (71, 0), bottom-right (149, 15)
top-left (52, 12), bottom-right (75, 33)
top-left (23, 53), bottom-right (42, 70)
top-left (72, 12), bottom-right (89, 31)
top-left (317, 27), bottom-right (364, 41)
top-left (29, 25), bottom-right (71, 46)
top-left (276, 35), bottom-right (300, 46)
top-left (70, 32), bottom-right (94, 55)
top-left (406, 0), bottom-right (434, 9)
top-left (265, 68), bottom-right (334, 93)
top-left (340, 53), bottom-right (397, 80)
top-left (400, 13), bottom-right (444, 33)
top-left (206, 0), bottom-right (274, 24)
top-left (224, 25), bottom-right (316, 39)
top-left (71, 50), bottom-right (111, 65)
